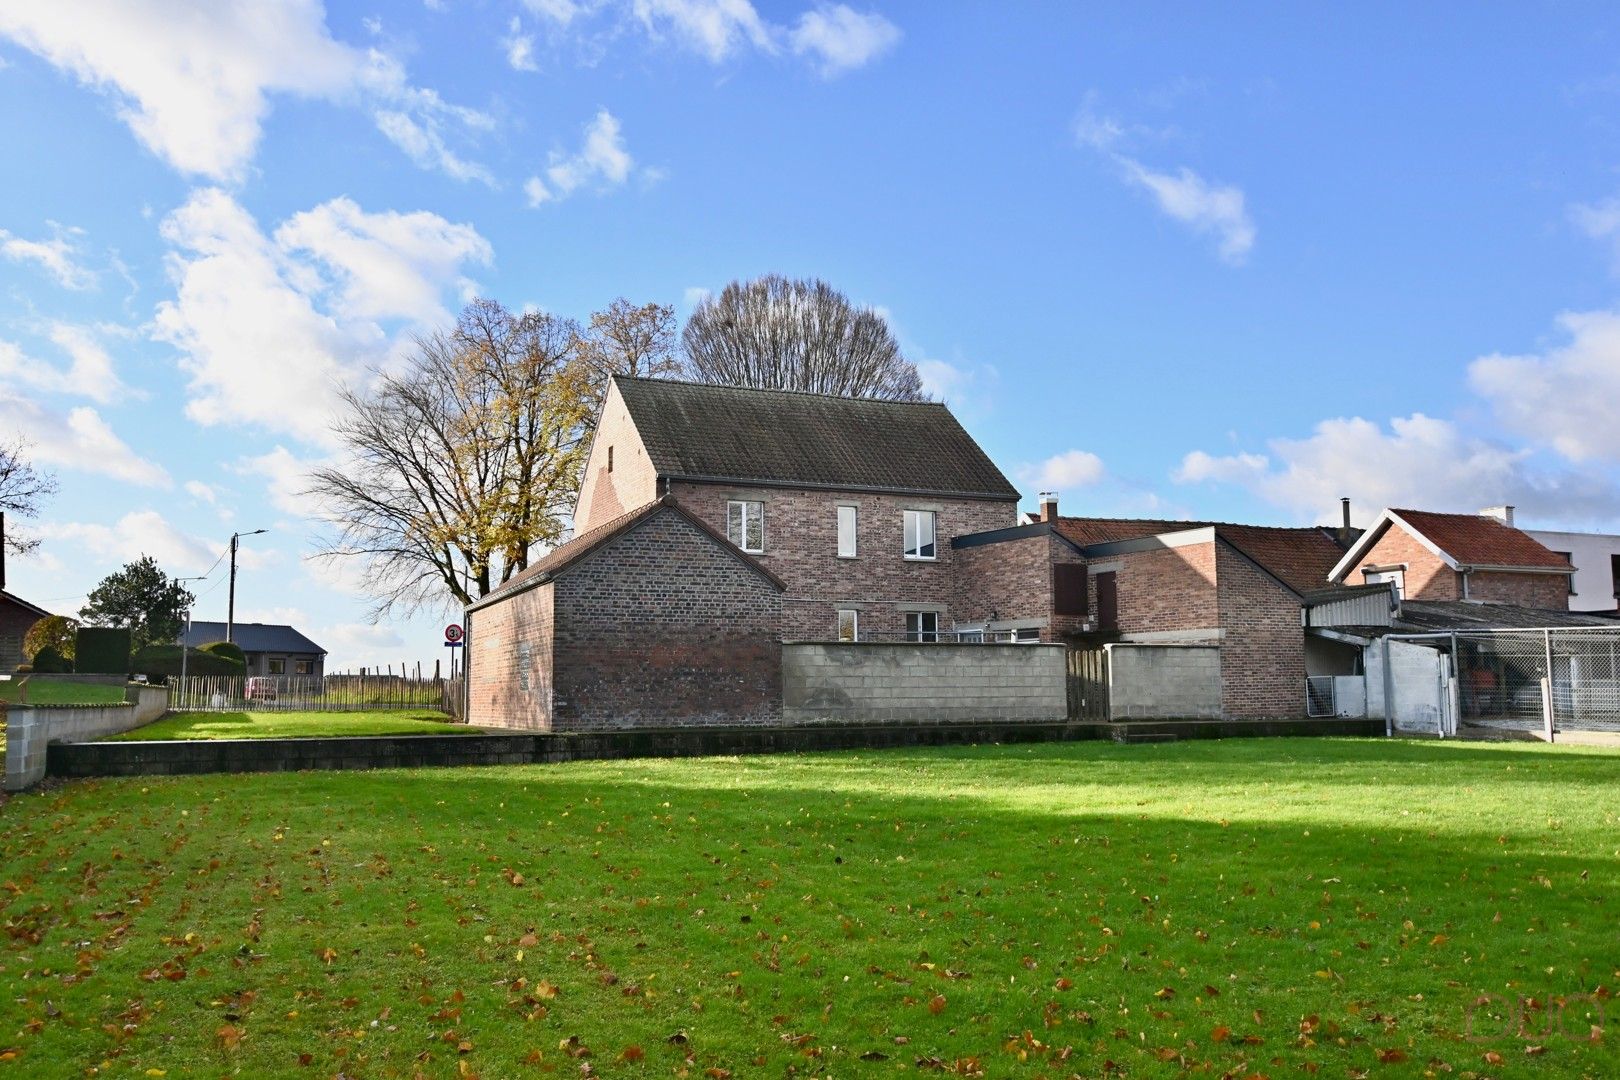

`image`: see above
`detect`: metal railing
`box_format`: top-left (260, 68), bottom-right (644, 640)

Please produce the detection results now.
top-left (168, 674), bottom-right (458, 713)
top-left (830, 630), bottom-right (1046, 644)
top-left (1305, 676), bottom-right (1336, 718)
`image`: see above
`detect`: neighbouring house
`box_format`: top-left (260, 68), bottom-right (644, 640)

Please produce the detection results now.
top-left (0, 590), bottom-right (50, 672)
top-left (574, 376), bottom-right (1022, 641)
top-left (466, 495), bottom-right (785, 731)
top-left (950, 494), bottom-right (1358, 719)
top-left (179, 621), bottom-right (327, 677)
top-left (1327, 507), bottom-right (1574, 608)
top-left (1517, 516), bottom-right (1620, 615)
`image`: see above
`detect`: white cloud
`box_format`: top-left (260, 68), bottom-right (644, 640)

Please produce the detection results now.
top-left (1177, 413), bottom-right (1620, 528)
top-left (313, 620), bottom-right (406, 672)
top-left (0, 2), bottom-right (491, 183)
top-left (183, 479), bottom-right (218, 505)
top-left (237, 445), bottom-right (324, 518)
top-left (152, 188), bottom-right (490, 446)
top-left (0, 223), bottom-right (95, 289)
top-left (40, 509), bottom-right (216, 575)
top-left (504, 17), bottom-right (539, 71)
top-left (632, 0), bottom-right (775, 62)
top-left (371, 83), bottom-right (497, 185)
top-left (682, 285), bottom-right (712, 308)
top-left (524, 0), bottom-right (593, 26)
top-left (789, 4), bottom-right (899, 76)
top-left (1026, 449), bottom-right (1107, 491)
top-left (525, 109), bottom-right (637, 206)
top-left (0, 322), bottom-right (137, 405)
top-left (0, 392), bottom-right (169, 486)
top-left (1117, 159), bottom-right (1255, 265)
top-left (1468, 308), bottom-right (1620, 464)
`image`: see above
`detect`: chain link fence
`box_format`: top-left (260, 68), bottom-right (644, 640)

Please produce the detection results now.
top-left (1382, 627), bottom-right (1620, 738)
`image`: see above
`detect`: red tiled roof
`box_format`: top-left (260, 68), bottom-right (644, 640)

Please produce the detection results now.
top-left (1390, 509), bottom-right (1573, 570)
top-left (1216, 525), bottom-right (1349, 595)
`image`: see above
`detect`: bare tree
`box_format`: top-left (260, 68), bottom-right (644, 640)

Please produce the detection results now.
top-left (0, 438), bottom-right (57, 556)
top-left (680, 275), bottom-right (927, 400)
top-left (573, 298), bottom-right (683, 416)
top-left (306, 299), bottom-right (593, 616)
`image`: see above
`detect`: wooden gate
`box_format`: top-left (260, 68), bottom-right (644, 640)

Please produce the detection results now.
top-left (1067, 647), bottom-right (1109, 721)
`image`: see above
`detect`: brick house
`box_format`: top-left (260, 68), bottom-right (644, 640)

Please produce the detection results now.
top-left (0, 589), bottom-right (50, 672)
top-left (950, 497), bottom-right (1356, 718)
top-left (575, 376), bottom-right (1021, 641)
top-left (1327, 508), bottom-right (1574, 608)
top-left (465, 496), bottom-right (785, 731)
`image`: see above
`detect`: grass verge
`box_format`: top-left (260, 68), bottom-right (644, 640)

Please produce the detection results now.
top-left (0, 738), bottom-right (1616, 1077)
top-left (0, 678), bottom-right (127, 706)
top-left (107, 708), bottom-right (473, 741)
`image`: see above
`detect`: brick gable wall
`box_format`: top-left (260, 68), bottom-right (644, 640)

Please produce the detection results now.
top-left (1098, 540), bottom-right (1220, 635)
top-left (1460, 570), bottom-right (1569, 609)
top-left (550, 509), bottom-right (782, 729)
top-left (1215, 545), bottom-right (1306, 719)
top-left (950, 533), bottom-right (1089, 641)
top-left (465, 582), bottom-right (555, 731)
top-left (1344, 526), bottom-right (1459, 599)
top-left (574, 382), bottom-right (660, 533)
top-left (670, 480), bottom-right (1015, 639)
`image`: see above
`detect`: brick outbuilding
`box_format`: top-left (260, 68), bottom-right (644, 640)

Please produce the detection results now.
top-left (464, 497), bottom-right (785, 732)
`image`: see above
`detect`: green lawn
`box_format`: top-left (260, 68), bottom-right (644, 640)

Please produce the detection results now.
top-left (0, 739), bottom-right (1616, 1078)
top-left (0, 678), bottom-right (128, 706)
top-left (107, 708), bottom-right (474, 740)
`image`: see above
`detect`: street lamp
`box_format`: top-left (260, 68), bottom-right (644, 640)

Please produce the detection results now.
top-left (226, 529), bottom-right (266, 644)
top-left (174, 574), bottom-right (209, 688)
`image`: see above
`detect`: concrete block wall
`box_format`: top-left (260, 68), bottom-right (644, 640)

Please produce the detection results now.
top-left (782, 642), bottom-right (1067, 723)
top-left (4, 684), bottom-right (167, 790)
top-left (1106, 644), bottom-right (1221, 720)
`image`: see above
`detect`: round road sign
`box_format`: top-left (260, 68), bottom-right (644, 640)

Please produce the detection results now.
top-left (444, 623), bottom-right (464, 643)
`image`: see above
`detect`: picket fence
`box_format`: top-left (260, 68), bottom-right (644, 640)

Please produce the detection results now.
top-left (167, 674), bottom-right (464, 717)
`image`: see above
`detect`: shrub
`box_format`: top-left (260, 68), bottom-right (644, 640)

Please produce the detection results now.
top-left (132, 644), bottom-right (245, 679)
top-left (75, 627), bottom-right (132, 675)
top-left (31, 645), bottom-right (73, 673)
top-left (24, 615), bottom-right (78, 663)
top-left (199, 640), bottom-right (246, 667)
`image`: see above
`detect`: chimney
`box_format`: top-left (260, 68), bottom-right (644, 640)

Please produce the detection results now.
top-left (1038, 492), bottom-right (1058, 523)
top-left (1341, 497), bottom-right (1351, 532)
top-left (1479, 505), bottom-right (1515, 528)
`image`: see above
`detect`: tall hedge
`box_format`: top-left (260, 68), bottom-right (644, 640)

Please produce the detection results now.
top-left (131, 644), bottom-right (246, 679)
top-left (30, 644), bottom-right (73, 673)
top-left (75, 627), bottom-right (132, 675)
top-left (199, 640), bottom-right (246, 667)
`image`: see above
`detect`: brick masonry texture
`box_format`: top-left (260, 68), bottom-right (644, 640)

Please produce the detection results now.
top-left (469, 506), bottom-right (781, 733)
top-left (669, 480), bottom-right (1016, 639)
top-left (951, 533), bottom-right (1087, 640)
top-left (1106, 541), bottom-right (1220, 635)
top-left (782, 642), bottom-right (1067, 723)
top-left (573, 382), bottom-right (660, 533)
top-left (0, 597), bottom-right (44, 672)
top-left (1216, 544), bottom-right (1307, 719)
top-left (1345, 525), bottom-right (1569, 608)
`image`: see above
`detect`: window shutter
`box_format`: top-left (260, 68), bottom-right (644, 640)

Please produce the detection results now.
top-left (1053, 564), bottom-right (1088, 617)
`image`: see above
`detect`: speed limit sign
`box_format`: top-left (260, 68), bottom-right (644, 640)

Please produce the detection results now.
top-left (444, 623), bottom-right (464, 645)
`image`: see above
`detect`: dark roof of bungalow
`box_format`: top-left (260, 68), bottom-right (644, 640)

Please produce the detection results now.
top-left (612, 375), bottom-right (1020, 501)
top-left (181, 621), bottom-right (325, 655)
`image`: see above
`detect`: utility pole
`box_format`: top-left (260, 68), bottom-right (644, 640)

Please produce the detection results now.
top-left (226, 529), bottom-right (266, 643)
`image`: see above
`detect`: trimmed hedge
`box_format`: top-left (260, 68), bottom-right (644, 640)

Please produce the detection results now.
top-left (30, 645), bottom-right (73, 673)
top-left (199, 640), bottom-right (246, 667)
top-left (132, 644), bottom-right (246, 679)
top-left (76, 627), bottom-right (131, 675)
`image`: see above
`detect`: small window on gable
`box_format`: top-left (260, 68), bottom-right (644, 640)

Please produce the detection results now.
top-left (1552, 551), bottom-right (1574, 595)
top-left (607, 445), bottom-right (613, 473)
top-left (903, 510), bottom-right (936, 560)
top-left (837, 505), bottom-right (857, 558)
top-left (1364, 567), bottom-right (1406, 599)
top-left (837, 609), bottom-right (859, 642)
top-left (727, 500), bottom-right (764, 553)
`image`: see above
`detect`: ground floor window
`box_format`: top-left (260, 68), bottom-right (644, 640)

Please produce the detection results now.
top-left (294, 659), bottom-right (313, 675)
top-left (837, 609), bottom-right (859, 642)
top-left (905, 611), bottom-right (939, 642)
top-left (1014, 628), bottom-right (1041, 643)
top-left (267, 658), bottom-right (286, 675)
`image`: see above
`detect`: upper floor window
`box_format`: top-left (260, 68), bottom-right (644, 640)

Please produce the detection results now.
top-left (837, 505), bottom-right (858, 558)
top-left (903, 510), bottom-right (936, 560)
top-left (727, 500), bottom-right (764, 553)
top-left (837, 609), bottom-right (859, 642)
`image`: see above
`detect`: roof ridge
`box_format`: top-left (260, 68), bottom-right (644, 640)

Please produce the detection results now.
top-left (612, 373), bottom-right (948, 406)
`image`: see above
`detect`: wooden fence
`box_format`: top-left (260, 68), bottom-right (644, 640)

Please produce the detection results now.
top-left (168, 674), bottom-right (461, 714)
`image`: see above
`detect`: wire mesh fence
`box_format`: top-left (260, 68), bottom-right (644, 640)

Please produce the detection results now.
top-left (1383, 627), bottom-right (1620, 737)
top-left (168, 674), bottom-right (460, 714)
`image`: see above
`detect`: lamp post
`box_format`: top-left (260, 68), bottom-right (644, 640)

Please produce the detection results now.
top-left (175, 574), bottom-right (208, 690)
top-left (226, 529), bottom-right (266, 644)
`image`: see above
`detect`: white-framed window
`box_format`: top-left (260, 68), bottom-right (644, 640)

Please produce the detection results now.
top-left (1013, 628), bottom-right (1040, 643)
top-left (905, 611), bottom-right (939, 642)
top-left (837, 609), bottom-right (859, 642)
top-left (837, 504), bottom-right (858, 558)
top-left (903, 510), bottom-right (936, 560)
top-left (727, 500), bottom-right (765, 553)
top-left (1364, 567), bottom-right (1406, 599)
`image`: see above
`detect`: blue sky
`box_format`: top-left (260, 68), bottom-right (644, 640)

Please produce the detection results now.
top-left (2, 2), bottom-right (1619, 669)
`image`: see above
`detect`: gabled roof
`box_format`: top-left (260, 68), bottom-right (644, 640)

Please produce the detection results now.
top-left (1053, 517), bottom-right (1216, 547)
top-left (611, 376), bottom-right (1020, 501)
top-left (1328, 508), bottom-right (1575, 583)
top-left (0, 590), bottom-right (51, 620)
top-left (469, 495), bottom-right (785, 611)
top-left (182, 621), bottom-right (325, 655)
top-left (1055, 516), bottom-right (1353, 597)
